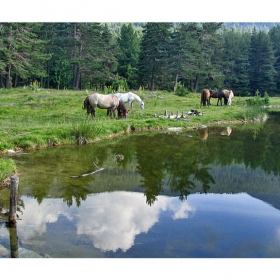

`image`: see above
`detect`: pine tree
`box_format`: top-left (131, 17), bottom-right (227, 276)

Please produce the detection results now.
top-left (170, 23), bottom-right (204, 92)
top-left (0, 23), bottom-right (49, 88)
top-left (222, 29), bottom-right (251, 95)
top-left (117, 23), bottom-right (140, 89)
top-left (249, 29), bottom-right (277, 95)
top-left (138, 23), bottom-right (172, 91)
top-left (269, 25), bottom-right (280, 94)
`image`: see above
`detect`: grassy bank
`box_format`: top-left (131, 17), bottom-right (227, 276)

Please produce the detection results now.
top-left (1, 87), bottom-right (279, 186)
top-left (0, 158), bottom-right (16, 188)
top-left (0, 87), bottom-right (277, 153)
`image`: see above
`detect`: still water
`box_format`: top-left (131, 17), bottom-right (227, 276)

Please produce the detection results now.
top-left (1, 112), bottom-right (280, 258)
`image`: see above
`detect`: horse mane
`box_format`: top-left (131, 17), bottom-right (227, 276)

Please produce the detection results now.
top-left (129, 92), bottom-right (143, 102)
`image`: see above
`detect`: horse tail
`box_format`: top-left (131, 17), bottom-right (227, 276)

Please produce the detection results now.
top-left (82, 96), bottom-right (89, 110)
top-left (201, 90), bottom-right (207, 106)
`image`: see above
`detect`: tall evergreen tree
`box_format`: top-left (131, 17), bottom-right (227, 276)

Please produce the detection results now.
top-left (117, 23), bottom-right (140, 89)
top-left (269, 25), bottom-right (280, 94)
top-left (0, 23), bottom-right (49, 88)
top-left (249, 29), bottom-right (277, 95)
top-left (38, 23), bottom-right (74, 89)
top-left (222, 29), bottom-right (251, 95)
top-left (138, 23), bottom-right (172, 91)
top-left (170, 23), bottom-right (204, 92)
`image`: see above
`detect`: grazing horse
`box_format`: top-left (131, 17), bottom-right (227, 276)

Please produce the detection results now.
top-left (222, 89), bottom-right (234, 106)
top-left (200, 89), bottom-right (211, 107)
top-left (114, 92), bottom-right (144, 109)
top-left (82, 93), bottom-right (120, 118)
top-left (107, 100), bottom-right (129, 119)
top-left (209, 90), bottom-right (226, 106)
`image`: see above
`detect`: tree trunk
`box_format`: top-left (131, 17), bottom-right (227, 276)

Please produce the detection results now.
top-left (194, 76), bottom-right (199, 93)
top-left (74, 67), bottom-right (80, 90)
top-left (5, 65), bottom-right (11, 88)
top-left (46, 63), bottom-right (50, 88)
top-left (0, 73), bottom-right (3, 88)
top-left (14, 75), bottom-right (18, 87)
top-left (174, 73), bottom-right (179, 92)
top-left (190, 80), bottom-right (193, 92)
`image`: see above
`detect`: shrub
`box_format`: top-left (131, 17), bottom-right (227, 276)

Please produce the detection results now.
top-left (175, 82), bottom-right (189, 96)
top-left (111, 75), bottom-right (129, 92)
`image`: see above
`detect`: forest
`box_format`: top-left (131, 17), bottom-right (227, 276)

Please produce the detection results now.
top-left (1, 22), bottom-right (280, 96)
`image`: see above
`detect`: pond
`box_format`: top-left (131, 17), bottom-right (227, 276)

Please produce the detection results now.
top-left (1, 112), bottom-right (280, 258)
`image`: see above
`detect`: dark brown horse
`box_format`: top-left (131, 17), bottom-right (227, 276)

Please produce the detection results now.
top-left (209, 90), bottom-right (226, 106)
top-left (200, 89), bottom-right (211, 107)
top-left (107, 100), bottom-right (129, 119)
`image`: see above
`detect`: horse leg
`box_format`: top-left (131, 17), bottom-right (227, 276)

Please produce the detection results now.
top-left (108, 106), bottom-right (116, 118)
top-left (91, 105), bottom-right (96, 119)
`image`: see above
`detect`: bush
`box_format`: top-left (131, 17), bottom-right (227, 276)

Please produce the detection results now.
top-left (245, 90), bottom-right (270, 106)
top-left (111, 75), bottom-right (129, 92)
top-left (175, 82), bottom-right (189, 96)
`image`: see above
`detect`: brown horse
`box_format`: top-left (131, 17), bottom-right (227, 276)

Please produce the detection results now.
top-left (209, 90), bottom-right (226, 106)
top-left (83, 93), bottom-right (121, 118)
top-left (200, 89), bottom-right (211, 107)
top-left (107, 100), bottom-right (129, 119)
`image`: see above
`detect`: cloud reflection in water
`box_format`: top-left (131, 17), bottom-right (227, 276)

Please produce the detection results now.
top-left (16, 192), bottom-right (196, 253)
top-left (76, 192), bottom-right (196, 252)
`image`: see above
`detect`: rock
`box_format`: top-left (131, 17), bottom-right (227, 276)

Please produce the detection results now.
top-left (18, 247), bottom-right (43, 258)
top-left (0, 244), bottom-right (9, 258)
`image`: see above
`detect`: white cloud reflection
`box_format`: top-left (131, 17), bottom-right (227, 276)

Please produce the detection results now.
top-left (17, 197), bottom-right (73, 241)
top-left (16, 192), bottom-right (196, 252)
top-left (76, 192), bottom-right (196, 252)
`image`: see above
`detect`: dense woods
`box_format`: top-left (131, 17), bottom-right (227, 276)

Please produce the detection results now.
top-left (1, 22), bottom-right (280, 96)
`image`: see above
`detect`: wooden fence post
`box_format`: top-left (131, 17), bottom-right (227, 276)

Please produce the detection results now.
top-left (9, 176), bottom-right (19, 224)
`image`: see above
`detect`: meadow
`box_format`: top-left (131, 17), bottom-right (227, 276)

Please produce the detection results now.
top-left (0, 87), bottom-right (277, 151)
top-left (0, 87), bottom-right (278, 183)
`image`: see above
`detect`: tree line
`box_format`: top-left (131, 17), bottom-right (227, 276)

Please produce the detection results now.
top-left (1, 22), bottom-right (280, 96)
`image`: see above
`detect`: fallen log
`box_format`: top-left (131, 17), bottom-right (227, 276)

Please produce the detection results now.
top-left (69, 168), bottom-right (104, 178)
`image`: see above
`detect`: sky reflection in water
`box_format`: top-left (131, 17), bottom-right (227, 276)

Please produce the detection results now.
top-left (2, 191), bottom-right (280, 257)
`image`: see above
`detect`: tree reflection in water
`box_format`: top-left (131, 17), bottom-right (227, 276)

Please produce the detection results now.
top-left (9, 111), bottom-right (280, 208)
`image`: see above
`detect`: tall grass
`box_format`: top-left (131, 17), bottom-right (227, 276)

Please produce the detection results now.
top-left (0, 158), bottom-right (16, 184)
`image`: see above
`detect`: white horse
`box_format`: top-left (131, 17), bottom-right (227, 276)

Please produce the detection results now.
top-left (114, 92), bottom-right (144, 109)
top-left (228, 90), bottom-right (234, 106)
top-left (222, 89), bottom-right (234, 106)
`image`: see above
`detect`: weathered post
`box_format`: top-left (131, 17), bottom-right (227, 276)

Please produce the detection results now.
top-left (9, 176), bottom-right (19, 224)
top-left (9, 223), bottom-right (19, 258)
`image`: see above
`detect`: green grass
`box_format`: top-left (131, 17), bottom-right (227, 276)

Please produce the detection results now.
top-left (0, 158), bottom-right (16, 183)
top-left (0, 87), bottom-right (278, 152)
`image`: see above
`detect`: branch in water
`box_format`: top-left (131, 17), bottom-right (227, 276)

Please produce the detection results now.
top-left (69, 167), bottom-right (104, 178)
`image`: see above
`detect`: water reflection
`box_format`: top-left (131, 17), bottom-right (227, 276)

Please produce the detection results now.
top-left (0, 192), bottom-right (195, 255)
top-left (6, 112), bottom-right (280, 209)
top-left (1, 112), bottom-right (280, 257)
top-left (2, 192), bottom-right (280, 257)
top-left (198, 126), bottom-right (232, 141)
